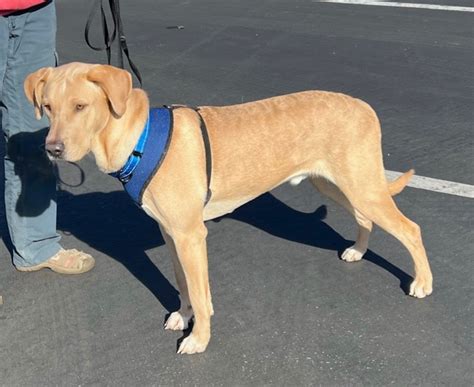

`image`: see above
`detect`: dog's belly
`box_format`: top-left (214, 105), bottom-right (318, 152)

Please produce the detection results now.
top-left (203, 195), bottom-right (260, 220)
top-left (203, 172), bottom-right (311, 221)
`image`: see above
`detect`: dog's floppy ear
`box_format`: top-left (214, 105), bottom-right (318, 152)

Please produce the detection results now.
top-left (24, 67), bottom-right (53, 119)
top-left (87, 65), bottom-right (132, 117)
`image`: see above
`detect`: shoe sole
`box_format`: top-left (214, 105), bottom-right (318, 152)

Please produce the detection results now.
top-left (15, 261), bottom-right (95, 275)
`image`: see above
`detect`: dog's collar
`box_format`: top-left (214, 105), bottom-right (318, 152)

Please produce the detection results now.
top-left (109, 114), bottom-right (151, 184)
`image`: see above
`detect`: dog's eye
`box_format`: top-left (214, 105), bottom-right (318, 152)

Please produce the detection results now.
top-left (43, 104), bottom-right (51, 112)
top-left (75, 104), bottom-right (87, 112)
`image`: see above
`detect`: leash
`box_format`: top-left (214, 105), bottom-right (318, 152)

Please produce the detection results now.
top-left (84, 0), bottom-right (143, 86)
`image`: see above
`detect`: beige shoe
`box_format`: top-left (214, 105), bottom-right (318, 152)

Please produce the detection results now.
top-left (16, 249), bottom-right (95, 274)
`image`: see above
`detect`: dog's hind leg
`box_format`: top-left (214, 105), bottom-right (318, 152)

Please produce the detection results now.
top-left (311, 176), bottom-right (372, 262)
top-left (338, 178), bottom-right (433, 298)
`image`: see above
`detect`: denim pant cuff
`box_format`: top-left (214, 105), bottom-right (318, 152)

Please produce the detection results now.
top-left (13, 242), bottom-right (62, 268)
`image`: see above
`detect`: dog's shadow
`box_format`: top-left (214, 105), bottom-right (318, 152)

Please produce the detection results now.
top-left (0, 125), bottom-right (413, 352)
top-left (227, 193), bottom-right (412, 293)
top-left (55, 189), bottom-right (181, 312)
top-left (0, 129), bottom-right (412, 311)
top-left (55, 188), bottom-right (412, 315)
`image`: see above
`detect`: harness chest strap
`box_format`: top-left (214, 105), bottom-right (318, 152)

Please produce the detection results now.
top-left (110, 106), bottom-right (213, 206)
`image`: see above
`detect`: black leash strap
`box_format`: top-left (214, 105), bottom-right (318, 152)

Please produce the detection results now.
top-left (84, 0), bottom-right (143, 86)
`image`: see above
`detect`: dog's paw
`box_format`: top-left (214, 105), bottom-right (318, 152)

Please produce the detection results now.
top-left (164, 311), bottom-right (192, 331)
top-left (177, 333), bottom-right (209, 355)
top-left (409, 278), bottom-right (433, 298)
top-left (341, 246), bottom-right (365, 262)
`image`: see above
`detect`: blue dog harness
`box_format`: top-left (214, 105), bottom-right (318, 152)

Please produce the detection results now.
top-left (110, 106), bottom-right (212, 206)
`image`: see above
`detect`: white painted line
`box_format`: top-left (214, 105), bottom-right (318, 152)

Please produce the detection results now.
top-left (315, 0), bottom-right (474, 12)
top-left (386, 170), bottom-right (474, 198)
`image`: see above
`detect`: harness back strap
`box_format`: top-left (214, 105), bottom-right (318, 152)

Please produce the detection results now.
top-left (167, 105), bottom-right (213, 204)
top-left (196, 109), bottom-right (213, 204)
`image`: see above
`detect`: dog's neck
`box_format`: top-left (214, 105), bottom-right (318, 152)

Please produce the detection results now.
top-left (91, 89), bottom-right (149, 174)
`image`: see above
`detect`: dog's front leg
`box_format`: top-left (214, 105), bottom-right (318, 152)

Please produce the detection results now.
top-left (170, 222), bottom-right (212, 354)
top-left (160, 226), bottom-right (194, 331)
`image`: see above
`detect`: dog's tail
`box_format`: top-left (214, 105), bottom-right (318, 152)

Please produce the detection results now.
top-left (388, 169), bottom-right (415, 196)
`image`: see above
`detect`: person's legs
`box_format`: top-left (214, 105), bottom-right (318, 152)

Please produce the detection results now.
top-left (1, 2), bottom-right (61, 267)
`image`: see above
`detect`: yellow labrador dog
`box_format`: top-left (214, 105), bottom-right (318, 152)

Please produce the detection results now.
top-left (24, 63), bottom-right (433, 354)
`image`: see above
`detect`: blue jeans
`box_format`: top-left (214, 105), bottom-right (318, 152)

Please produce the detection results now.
top-left (0, 1), bottom-right (61, 267)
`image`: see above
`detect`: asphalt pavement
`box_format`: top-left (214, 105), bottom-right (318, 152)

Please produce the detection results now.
top-left (1, 0), bottom-right (473, 385)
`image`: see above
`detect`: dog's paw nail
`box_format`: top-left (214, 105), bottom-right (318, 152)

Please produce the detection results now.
top-left (177, 334), bottom-right (208, 355)
top-left (165, 311), bottom-right (190, 331)
top-left (341, 246), bottom-right (364, 262)
top-left (409, 279), bottom-right (433, 298)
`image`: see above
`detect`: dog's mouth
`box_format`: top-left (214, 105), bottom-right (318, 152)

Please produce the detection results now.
top-left (46, 153), bottom-right (63, 161)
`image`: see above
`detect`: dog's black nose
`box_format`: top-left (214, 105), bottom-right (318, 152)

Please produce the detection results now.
top-left (45, 141), bottom-right (65, 158)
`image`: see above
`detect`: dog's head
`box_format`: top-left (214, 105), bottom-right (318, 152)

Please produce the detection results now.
top-left (24, 62), bottom-right (132, 162)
